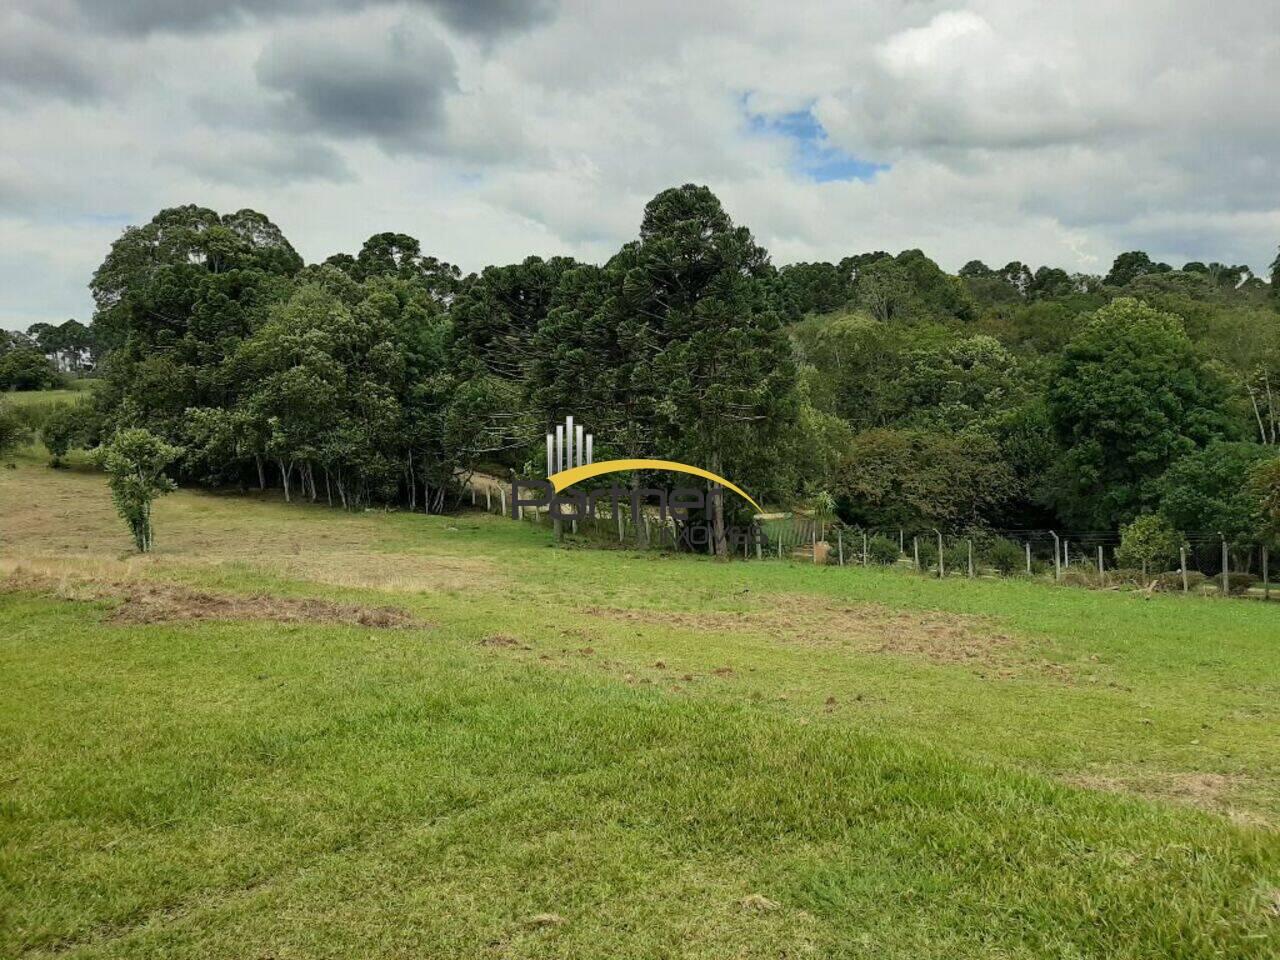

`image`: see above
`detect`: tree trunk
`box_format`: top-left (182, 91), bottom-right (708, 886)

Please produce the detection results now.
top-left (278, 459), bottom-right (291, 503)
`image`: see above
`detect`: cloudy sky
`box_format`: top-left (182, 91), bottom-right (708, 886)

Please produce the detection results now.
top-left (2, 0), bottom-right (1278, 330)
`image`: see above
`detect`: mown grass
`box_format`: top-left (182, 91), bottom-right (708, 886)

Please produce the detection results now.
top-left (2, 455), bottom-right (1278, 958)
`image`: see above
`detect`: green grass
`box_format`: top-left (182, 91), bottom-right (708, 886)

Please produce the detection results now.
top-left (2, 382), bottom-right (96, 408)
top-left (1, 460), bottom-right (1278, 958)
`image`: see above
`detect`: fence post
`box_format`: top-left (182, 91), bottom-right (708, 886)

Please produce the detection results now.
top-left (812, 526), bottom-right (818, 564)
top-left (967, 539), bottom-right (974, 578)
top-left (899, 529), bottom-right (904, 554)
top-left (1221, 537), bottom-right (1229, 596)
top-left (1180, 546), bottom-right (1188, 594)
top-left (471, 485), bottom-right (476, 506)
top-left (500, 487), bottom-right (506, 518)
top-left (616, 504), bottom-right (623, 543)
top-left (756, 525), bottom-right (763, 560)
top-left (1025, 542), bottom-right (1031, 575)
top-left (778, 535), bottom-right (783, 560)
top-left (936, 530), bottom-right (945, 579)
top-left (837, 529), bottom-right (844, 566)
top-left (1050, 531), bottom-right (1061, 581)
top-left (862, 533), bottom-right (868, 566)
top-left (913, 536), bottom-right (919, 571)
top-left (1063, 540), bottom-right (1070, 569)
top-left (486, 487), bottom-right (491, 511)
top-left (1264, 546), bottom-right (1270, 601)
top-left (1097, 545), bottom-right (1103, 577)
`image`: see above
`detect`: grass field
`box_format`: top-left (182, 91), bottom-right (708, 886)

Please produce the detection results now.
top-left (2, 443), bottom-right (1278, 957)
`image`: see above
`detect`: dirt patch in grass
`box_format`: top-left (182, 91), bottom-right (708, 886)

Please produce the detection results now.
top-left (586, 601), bottom-right (1020, 669)
top-left (1063, 769), bottom-right (1269, 827)
top-left (2, 573), bottom-right (421, 629)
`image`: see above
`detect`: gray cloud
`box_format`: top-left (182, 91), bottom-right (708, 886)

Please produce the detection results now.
top-left (255, 19), bottom-right (458, 150)
top-left (424, 0), bottom-right (558, 38)
top-left (46, 0), bottom-right (557, 38)
top-left (0, 15), bottom-right (102, 103)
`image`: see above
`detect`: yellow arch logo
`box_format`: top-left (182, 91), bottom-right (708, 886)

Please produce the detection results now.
top-left (548, 458), bottom-right (763, 514)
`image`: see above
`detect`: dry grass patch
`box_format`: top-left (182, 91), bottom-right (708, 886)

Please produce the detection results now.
top-left (2, 572), bottom-right (421, 629)
top-left (1063, 769), bottom-right (1270, 828)
top-left (587, 600), bottom-right (1022, 670)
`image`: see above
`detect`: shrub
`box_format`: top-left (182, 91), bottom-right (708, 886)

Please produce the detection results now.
top-left (1153, 570), bottom-right (1208, 592)
top-left (0, 347), bottom-right (61, 390)
top-left (1105, 567), bottom-right (1148, 588)
top-left (0, 399), bottom-right (30, 464)
top-left (93, 428), bottom-right (183, 553)
top-left (1225, 573), bottom-right (1258, 596)
top-left (866, 534), bottom-right (900, 565)
top-left (1060, 568), bottom-right (1099, 588)
top-left (39, 403), bottom-right (88, 465)
top-left (1115, 514), bottom-right (1182, 574)
top-left (944, 542), bottom-right (971, 575)
top-left (985, 537), bottom-right (1025, 575)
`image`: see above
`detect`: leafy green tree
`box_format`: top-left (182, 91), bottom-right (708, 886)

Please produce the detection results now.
top-left (0, 347), bottom-right (60, 390)
top-left (899, 335), bottom-right (1026, 432)
top-left (94, 428), bottom-right (182, 552)
top-left (836, 427), bottom-right (1017, 530)
top-left (856, 257), bottom-right (914, 323)
top-left (1250, 456), bottom-right (1280, 542)
top-left (1046, 298), bottom-right (1237, 528)
top-left (777, 262), bottom-right (852, 315)
top-left (1156, 442), bottom-right (1271, 541)
top-left (0, 399), bottom-right (30, 464)
top-left (39, 404), bottom-right (88, 466)
top-left (1115, 513), bottom-right (1182, 575)
top-left (1105, 251), bottom-right (1171, 287)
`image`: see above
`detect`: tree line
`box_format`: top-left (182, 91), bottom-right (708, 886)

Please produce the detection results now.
top-left (3, 184), bottom-right (1279, 557)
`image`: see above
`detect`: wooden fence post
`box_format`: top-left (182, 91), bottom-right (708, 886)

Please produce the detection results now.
top-left (1180, 546), bottom-right (1188, 594)
top-left (1263, 546), bottom-right (1270, 601)
top-left (1025, 542), bottom-right (1031, 575)
top-left (967, 539), bottom-right (974, 578)
top-left (913, 536), bottom-right (919, 571)
top-left (936, 531), bottom-right (945, 579)
top-left (485, 487), bottom-right (491, 511)
top-left (1097, 545), bottom-right (1103, 577)
top-left (500, 488), bottom-right (506, 518)
top-left (862, 533), bottom-right (868, 566)
top-left (837, 529), bottom-right (844, 566)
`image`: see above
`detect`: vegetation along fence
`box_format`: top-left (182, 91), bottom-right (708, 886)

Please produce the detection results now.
top-left (465, 477), bottom-right (1274, 602)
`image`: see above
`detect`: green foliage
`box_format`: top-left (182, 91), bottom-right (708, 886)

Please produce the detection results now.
top-left (93, 428), bottom-right (182, 552)
top-left (0, 347), bottom-right (61, 390)
top-left (1115, 514), bottom-right (1182, 573)
top-left (1155, 442), bottom-right (1270, 541)
top-left (985, 537), bottom-right (1026, 575)
top-left (38, 403), bottom-right (89, 464)
top-left (837, 427), bottom-right (1017, 529)
top-left (1046, 298), bottom-right (1237, 528)
top-left (865, 533), bottom-right (900, 565)
top-left (0, 399), bottom-right (30, 463)
top-left (1250, 456), bottom-right (1280, 542)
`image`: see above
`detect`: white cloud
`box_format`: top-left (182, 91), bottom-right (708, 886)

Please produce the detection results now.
top-left (1, 0), bottom-right (1278, 330)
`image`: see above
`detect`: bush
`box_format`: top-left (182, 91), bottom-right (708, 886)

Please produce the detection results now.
top-left (39, 403), bottom-right (88, 465)
top-left (944, 542), bottom-right (970, 575)
top-left (1224, 573), bottom-right (1258, 595)
top-left (0, 399), bottom-right (30, 463)
top-left (1060, 568), bottom-right (1100, 588)
top-left (1153, 570), bottom-right (1208, 592)
top-left (1105, 567), bottom-right (1148, 587)
top-left (1115, 514), bottom-right (1182, 574)
top-left (0, 347), bottom-right (61, 390)
top-left (866, 534), bottom-right (900, 565)
top-left (985, 537), bottom-right (1025, 575)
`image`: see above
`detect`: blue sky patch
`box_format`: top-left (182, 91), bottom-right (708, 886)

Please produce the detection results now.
top-left (744, 101), bottom-right (887, 183)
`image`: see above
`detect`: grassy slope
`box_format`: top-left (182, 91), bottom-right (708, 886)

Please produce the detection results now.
top-left (1, 458), bottom-right (1278, 958)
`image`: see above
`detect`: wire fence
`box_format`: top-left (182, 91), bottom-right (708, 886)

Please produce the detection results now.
top-left (465, 478), bottom-right (1275, 602)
